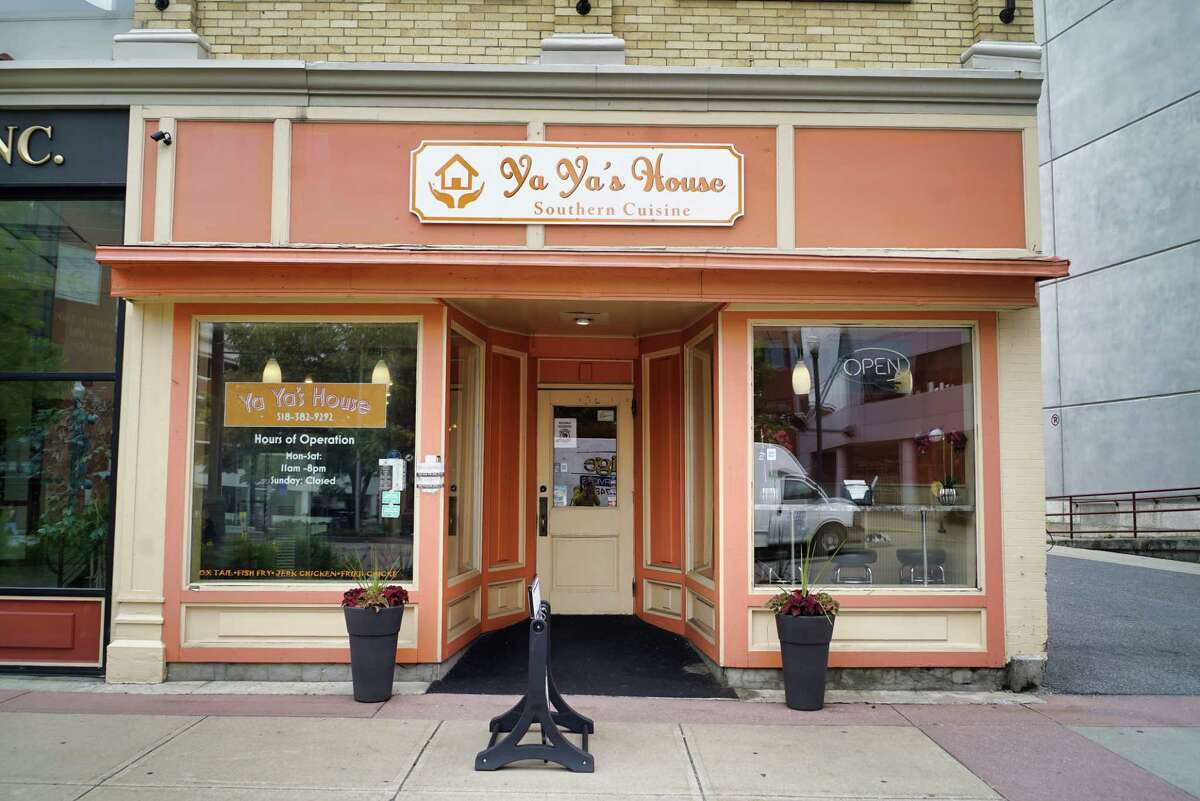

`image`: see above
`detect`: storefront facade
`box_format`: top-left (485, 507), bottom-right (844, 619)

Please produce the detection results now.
top-left (6, 61), bottom-right (1062, 686)
top-left (0, 108), bottom-right (128, 672)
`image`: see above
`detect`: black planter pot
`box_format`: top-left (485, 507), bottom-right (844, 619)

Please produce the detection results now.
top-left (775, 613), bottom-right (835, 711)
top-left (344, 605), bottom-right (404, 703)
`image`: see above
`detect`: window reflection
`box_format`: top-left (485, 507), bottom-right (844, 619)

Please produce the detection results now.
top-left (0, 199), bottom-right (121, 372)
top-left (0, 381), bottom-right (114, 588)
top-left (686, 334), bottom-right (714, 578)
top-left (447, 330), bottom-right (482, 577)
top-left (552, 406), bottom-right (617, 508)
top-left (752, 326), bottom-right (978, 588)
top-left (0, 196), bottom-right (121, 592)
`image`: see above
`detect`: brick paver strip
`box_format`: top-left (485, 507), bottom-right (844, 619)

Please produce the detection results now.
top-left (1, 692), bottom-right (383, 718)
top-left (918, 721), bottom-right (1199, 801)
top-left (1036, 695), bottom-right (1200, 727)
top-left (893, 703), bottom-right (1058, 726)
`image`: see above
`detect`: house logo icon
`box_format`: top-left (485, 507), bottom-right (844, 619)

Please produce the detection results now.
top-left (430, 154), bottom-right (483, 209)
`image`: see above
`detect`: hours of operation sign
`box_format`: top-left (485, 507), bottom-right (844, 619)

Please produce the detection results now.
top-left (410, 141), bottom-right (744, 226)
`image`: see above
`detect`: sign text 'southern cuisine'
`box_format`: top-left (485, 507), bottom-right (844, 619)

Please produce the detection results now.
top-left (410, 141), bottom-right (744, 225)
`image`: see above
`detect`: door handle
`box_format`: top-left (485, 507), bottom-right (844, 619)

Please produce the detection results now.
top-left (539, 497), bottom-right (548, 537)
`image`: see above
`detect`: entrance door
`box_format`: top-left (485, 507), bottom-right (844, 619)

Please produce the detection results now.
top-left (536, 389), bottom-right (634, 614)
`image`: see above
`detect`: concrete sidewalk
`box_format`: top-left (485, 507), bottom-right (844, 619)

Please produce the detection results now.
top-left (1, 687), bottom-right (1198, 801)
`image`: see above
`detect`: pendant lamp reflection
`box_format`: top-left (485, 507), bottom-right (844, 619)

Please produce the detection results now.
top-left (791, 360), bottom-right (811, 396)
top-left (371, 358), bottom-right (392, 386)
top-left (262, 357), bottom-right (282, 383)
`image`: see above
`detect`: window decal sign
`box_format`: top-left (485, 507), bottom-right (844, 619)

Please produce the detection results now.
top-left (554, 417), bottom-right (578, 448)
top-left (223, 382), bottom-right (388, 428)
top-left (410, 141), bottom-right (744, 225)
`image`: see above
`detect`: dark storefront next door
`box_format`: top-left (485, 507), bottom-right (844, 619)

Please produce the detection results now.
top-left (0, 109), bottom-right (127, 672)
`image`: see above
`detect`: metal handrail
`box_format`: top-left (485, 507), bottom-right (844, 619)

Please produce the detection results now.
top-left (1046, 485), bottom-right (1200, 540)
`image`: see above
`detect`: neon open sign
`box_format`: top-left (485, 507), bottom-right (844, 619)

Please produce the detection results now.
top-left (839, 347), bottom-right (910, 384)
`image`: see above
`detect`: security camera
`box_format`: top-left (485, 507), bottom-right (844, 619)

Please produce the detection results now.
top-left (150, 130), bottom-right (172, 146)
top-left (154, 0), bottom-right (170, 10)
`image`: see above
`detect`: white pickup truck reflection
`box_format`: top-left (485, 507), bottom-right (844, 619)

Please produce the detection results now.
top-left (753, 443), bottom-right (858, 557)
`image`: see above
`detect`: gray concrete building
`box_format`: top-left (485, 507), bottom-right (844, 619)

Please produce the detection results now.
top-left (0, 1), bottom-right (134, 60)
top-left (1036, 0), bottom-right (1200, 498)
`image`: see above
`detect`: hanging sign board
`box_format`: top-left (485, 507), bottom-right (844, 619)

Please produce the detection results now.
top-left (410, 141), bottom-right (744, 226)
top-left (0, 110), bottom-right (128, 187)
top-left (223, 382), bottom-right (388, 428)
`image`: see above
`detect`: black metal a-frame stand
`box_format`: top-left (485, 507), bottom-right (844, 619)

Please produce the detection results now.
top-left (474, 577), bottom-right (595, 773)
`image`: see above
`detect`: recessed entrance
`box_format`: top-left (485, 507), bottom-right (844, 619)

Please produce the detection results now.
top-left (442, 297), bottom-right (722, 689)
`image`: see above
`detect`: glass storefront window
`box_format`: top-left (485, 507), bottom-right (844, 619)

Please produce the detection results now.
top-left (0, 198), bottom-right (122, 373)
top-left (447, 330), bottom-right (482, 578)
top-left (0, 196), bottom-right (122, 592)
top-left (552, 406), bottom-right (618, 508)
top-left (0, 381), bottom-right (114, 588)
top-left (190, 322), bottom-right (419, 582)
top-left (686, 333), bottom-right (714, 579)
top-left (752, 325), bottom-right (978, 589)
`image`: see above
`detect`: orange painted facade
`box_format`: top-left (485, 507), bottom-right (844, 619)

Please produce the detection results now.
top-left (793, 128), bottom-right (1028, 249)
top-left (100, 113), bottom-right (1066, 681)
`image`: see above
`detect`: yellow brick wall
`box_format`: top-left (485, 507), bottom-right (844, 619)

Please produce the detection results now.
top-left (616, 0), bottom-right (1034, 69)
top-left (195, 1), bottom-right (553, 63)
top-left (133, 0), bottom-right (1034, 67)
top-left (997, 306), bottom-right (1049, 661)
top-left (974, 0), bottom-right (1036, 44)
top-left (556, 0), bottom-right (613, 35)
top-left (136, 0), bottom-right (200, 30)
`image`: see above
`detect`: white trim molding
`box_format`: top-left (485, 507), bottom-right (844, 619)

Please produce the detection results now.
top-left (960, 42), bottom-right (1043, 73)
top-left (0, 61), bottom-right (1043, 113)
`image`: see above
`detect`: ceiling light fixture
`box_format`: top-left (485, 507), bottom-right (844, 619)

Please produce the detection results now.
top-left (371, 358), bottom-right (393, 386)
top-left (262, 357), bottom-right (282, 384)
top-left (791, 360), bottom-right (811, 396)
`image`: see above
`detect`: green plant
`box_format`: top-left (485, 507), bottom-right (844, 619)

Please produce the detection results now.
top-left (293, 532), bottom-right (337, 571)
top-left (33, 499), bottom-right (108, 587)
top-left (228, 532), bottom-right (278, 570)
top-left (765, 536), bottom-right (840, 619)
top-left (342, 551), bottom-right (408, 609)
